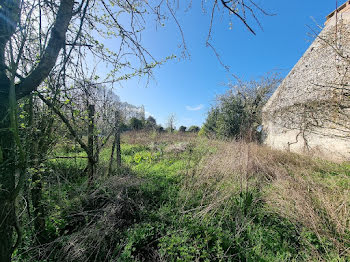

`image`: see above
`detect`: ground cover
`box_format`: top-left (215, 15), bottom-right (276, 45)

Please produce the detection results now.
top-left (16, 132), bottom-right (350, 261)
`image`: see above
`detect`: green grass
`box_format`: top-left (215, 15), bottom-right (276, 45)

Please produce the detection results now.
top-left (16, 138), bottom-right (350, 261)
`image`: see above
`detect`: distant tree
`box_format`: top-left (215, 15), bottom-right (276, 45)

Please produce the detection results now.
top-left (156, 125), bottom-right (164, 132)
top-left (203, 74), bottom-right (280, 141)
top-left (166, 114), bottom-right (176, 133)
top-left (129, 117), bottom-right (144, 130)
top-left (119, 122), bottom-right (129, 132)
top-left (179, 126), bottom-right (187, 132)
top-left (203, 107), bottom-right (220, 135)
top-left (145, 116), bottom-right (157, 130)
top-left (188, 126), bottom-right (200, 133)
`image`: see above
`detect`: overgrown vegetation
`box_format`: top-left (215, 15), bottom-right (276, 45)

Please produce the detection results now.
top-left (13, 131), bottom-right (350, 261)
top-left (202, 75), bottom-right (281, 141)
top-left (1, 0), bottom-right (349, 261)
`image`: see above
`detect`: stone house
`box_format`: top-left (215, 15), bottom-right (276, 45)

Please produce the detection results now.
top-left (262, 1), bottom-right (350, 161)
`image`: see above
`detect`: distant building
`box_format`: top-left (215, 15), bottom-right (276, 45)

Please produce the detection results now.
top-left (262, 1), bottom-right (350, 161)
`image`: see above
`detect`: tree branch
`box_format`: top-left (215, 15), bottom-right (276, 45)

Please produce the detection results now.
top-left (220, 0), bottom-right (256, 35)
top-left (16, 0), bottom-right (75, 99)
top-left (37, 92), bottom-right (90, 156)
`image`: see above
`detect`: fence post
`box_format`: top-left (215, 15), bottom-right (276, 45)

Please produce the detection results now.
top-left (87, 104), bottom-right (95, 184)
top-left (115, 111), bottom-right (121, 168)
top-left (108, 110), bottom-right (121, 176)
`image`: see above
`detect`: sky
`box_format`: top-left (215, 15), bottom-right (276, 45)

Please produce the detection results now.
top-left (110, 0), bottom-right (339, 128)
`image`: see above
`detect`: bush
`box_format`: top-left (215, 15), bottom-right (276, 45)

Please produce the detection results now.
top-left (179, 126), bottom-right (187, 132)
top-left (145, 116), bottom-right (157, 130)
top-left (156, 125), bottom-right (164, 132)
top-left (188, 125), bottom-right (200, 133)
top-left (129, 117), bottom-right (144, 130)
top-left (203, 74), bottom-right (280, 141)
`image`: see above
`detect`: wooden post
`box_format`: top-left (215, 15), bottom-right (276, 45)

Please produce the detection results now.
top-left (108, 110), bottom-right (121, 176)
top-left (108, 138), bottom-right (116, 176)
top-left (87, 104), bottom-right (95, 184)
top-left (116, 111), bottom-right (121, 168)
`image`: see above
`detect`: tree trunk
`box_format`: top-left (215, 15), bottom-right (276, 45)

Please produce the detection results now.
top-left (0, 102), bottom-right (16, 262)
top-left (0, 0), bottom-right (75, 259)
top-left (0, 1), bottom-right (22, 256)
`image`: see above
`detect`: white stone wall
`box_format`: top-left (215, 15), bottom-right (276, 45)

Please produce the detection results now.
top-left (262, 9), bottom-right (350, 161)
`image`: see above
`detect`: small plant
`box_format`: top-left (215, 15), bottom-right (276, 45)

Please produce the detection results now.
top-left (133, 151), bottom-right (158, 164)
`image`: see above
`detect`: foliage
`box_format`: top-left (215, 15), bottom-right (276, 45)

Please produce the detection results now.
top-left (145, 116), bottom-right (157, 130)
top-left (156, 125), bottom-right (164, 132)
top-left (178, 126), bottom-right (187, 132)
top-left (129, 117), bottom-right (144, 130)
top-left (202, 107), bottom-right (220, 135)
top-left (202, 75), bottom-right (280, 141)
top-left (188, 125), bottom-right (200, 133)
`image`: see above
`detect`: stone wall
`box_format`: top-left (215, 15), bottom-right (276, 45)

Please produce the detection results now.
top-left (262, 9), bottom-right (350, 161)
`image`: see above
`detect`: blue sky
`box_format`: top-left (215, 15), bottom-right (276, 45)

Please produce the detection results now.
top-left (111, 0), bottom-right (338, 128)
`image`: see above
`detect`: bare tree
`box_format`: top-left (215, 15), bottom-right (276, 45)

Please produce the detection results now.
top-left (166, 113), bottom-right (177, 133)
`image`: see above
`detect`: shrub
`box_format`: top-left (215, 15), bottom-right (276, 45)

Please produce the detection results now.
top-left (145, 116), bottom-right (157, 130)
top-left (203, 74), bottom-right (280, 141)
top-left (188, 125), bottom-right (200, 133)
top-left (129, 117), bottom-right (144, 130)
top-left (179, 126), bottom-right (187, 132)
top-left (159, 126), bottom-right (165, 132)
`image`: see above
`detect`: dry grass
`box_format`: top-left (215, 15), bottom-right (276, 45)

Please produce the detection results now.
top-left (181, 140), bottom-right (350, 257)
top-left (43, 176), bottom-right (144, 262)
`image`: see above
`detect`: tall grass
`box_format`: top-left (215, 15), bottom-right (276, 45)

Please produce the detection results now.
top-left (17, 133), bottom-right (350, 261)
top-left (181, 141), bottom-right (350, 259)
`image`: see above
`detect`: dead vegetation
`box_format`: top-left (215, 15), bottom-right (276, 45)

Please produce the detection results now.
top-left (181, 141), bottom-right (350, 257)
top-left (21, 135), bottom-right (349, 261)
top-left (38, 176), bottom-right (144, 262)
